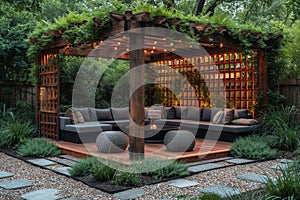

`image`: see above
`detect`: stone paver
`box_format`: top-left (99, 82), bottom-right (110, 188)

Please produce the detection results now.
top-left (169, 179), bottom-right (199, 188)
top-left (112, 188), bottom-right (145, 200)
top-left (279, 159), bottom-right (294, 164)
top-left (0, 179), bottom-right (33, 190)
top-left (53, 167), bottom-right (71, 176)
top-left (199, 185), bottom-right (241, 198)
top-left (52, 158), bottom-right (77, 167)
top-left (225, 158), bottom-right (254, 164)
top-left (27, 158), bottom-right (56, 167)
top-left (21, 188), bottom-right (61, 200)
top-left (59, 155), bottom-right (81, 162)
top-left (270, 163), bottom-right (290, 170)
top-left (188, 163), bottom-right (223, 173)
top-left (237, 174), bottom-right (270, 184)
top-left (0, 171), bottom-right (14, 179)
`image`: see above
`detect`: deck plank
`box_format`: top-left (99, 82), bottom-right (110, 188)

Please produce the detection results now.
top-left (49, 139), bottom-right (231, 164)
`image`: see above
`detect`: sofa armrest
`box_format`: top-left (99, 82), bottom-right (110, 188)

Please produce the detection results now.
top-left (60, 116), bottom-right (71, 130)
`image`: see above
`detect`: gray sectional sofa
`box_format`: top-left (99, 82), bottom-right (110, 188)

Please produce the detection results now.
top-left (59, 106), bottom-right (258, 143)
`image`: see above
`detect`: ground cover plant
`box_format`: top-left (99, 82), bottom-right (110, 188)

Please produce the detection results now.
top-left (69, 156), bottom-right (190, 193)
top-left (230, 134), bottom-right (277, 160)
top-left (16, 138), bottom-right (61, 158)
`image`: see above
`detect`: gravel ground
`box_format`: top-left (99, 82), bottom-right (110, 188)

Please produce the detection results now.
top-left (0, 152), bottom-right (280, 200)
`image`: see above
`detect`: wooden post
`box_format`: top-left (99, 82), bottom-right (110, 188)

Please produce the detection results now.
top-left (128, 22), bottom-right (145, 160)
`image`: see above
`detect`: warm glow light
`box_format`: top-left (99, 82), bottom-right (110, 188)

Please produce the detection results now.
top-left (144, 50), bottom-right (147, 53)
top-left (151, 50), bottom-right (154, 54)
top-left (99, 41), bottom-right (103, 44)
top-left (170, 43), bottom-right (174, 46)
top-left (117, 42), bottom-right (121, 45)
top-left (220, 42), bottom-right (224, 48)
top-left (164, 49), bottom-right (167, 52)
top-left (150, 123), bottom-right (157, 130)
top-left (126, 48), bottom-right (129, 52)
top-left (114, 47), bottom-right (118, 50)
top-left (154, 41), bottom-right (157, 44)
top-left (153, 46), bottom-right (156, 50)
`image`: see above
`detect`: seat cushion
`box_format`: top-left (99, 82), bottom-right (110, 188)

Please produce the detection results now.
top-left (65, 122), bottom-right (113, 133)
top-left (111, 107), bottom-right (129, 120)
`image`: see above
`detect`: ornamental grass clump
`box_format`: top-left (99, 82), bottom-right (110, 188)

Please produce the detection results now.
top-left (91, 159), bottom-right (117, 182)
top-left (264, 162), bottom-right (300, 199)
top-left (230, 134), bottom-right (277, 160)
top-left (69, 157), bottom-right (100, 177)
top-left (111, 170), bottom-right (142, 187)
top-left (17, 138), bottom-right (61, 157)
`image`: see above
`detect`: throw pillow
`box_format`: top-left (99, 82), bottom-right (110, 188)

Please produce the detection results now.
top-left (75, 107), bottom-right (90, 121)
top-left (224, 109), bottom-right (234, 124)
top-left (174, 106), bottom-right (188, 119)
top-left (65, 108), bottom-right (84, 124)
top-left (231, 118), bottom-right (259, 125)
top-left (234, 109), bottom-right (250, 119)
top-left (212, 110), bottom-right (224, 124)
top-left (164, 107), bottom-right (176, 119)
top-left (146, 109), bottom-right (162, 119)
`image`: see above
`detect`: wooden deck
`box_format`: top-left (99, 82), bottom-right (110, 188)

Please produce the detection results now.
top-left (49, 139), bottom-right (232, 165)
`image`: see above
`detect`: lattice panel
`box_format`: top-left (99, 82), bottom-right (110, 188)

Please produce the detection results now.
top-left (38, 52), bottom-right (60, 140)
top-left (153, 52), bottom-right (258, 110)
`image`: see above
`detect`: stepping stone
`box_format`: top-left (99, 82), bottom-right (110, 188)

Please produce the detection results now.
top-left (199, 185), bottom-right (241, 198)
top-left (0, 179), bottom-right (33, 190)
top-left (237, 174), bottom-right (270, 183)
top-left (225, 158), bottom-right (254, 164)
top-left (169, 179), bottom-right (199, 188)
top-left (0, 171), bottom-right (14, 179)
top-left (53, 167), bottom-right (71, 176)
top-left (53, 158), bottom-right (77, 167)
top-left (112, 188), bottom-right (145, 200)
top-left (27, 159), bottom-right (56, 167)
top-left (188, 163), bottom-right (222, 173)
top-left (279, 159), bottom-right (294, 164)
top-left (59, 155), bottom-right (81, 162)
top-left (270, 163), bottom-right (289, 170)
top-left (21, 188), bottom-right (61, 200)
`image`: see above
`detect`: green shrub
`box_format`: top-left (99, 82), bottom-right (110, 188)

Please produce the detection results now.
top-left (0, 114), bottom-right (35, 148)
top-left (16, 138), bottom-right (61, 157)
top-left (91, 161), bottom-right (116, 181)
top-left (271, 126), bottom-right (299, 152)
top-left (231, 135), bottom-right (277, 160)
top-left (264, 162), bottom-right (300, 199)
top-left (111, 170), bottom-right (141, 186)
top-left (69, 157), bottom-right (100, 177)
top-left (148, 160), bottom-right (190, 179)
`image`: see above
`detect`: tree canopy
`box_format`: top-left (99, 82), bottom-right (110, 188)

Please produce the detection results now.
top-left (0, 0), bottom-right (299, 82)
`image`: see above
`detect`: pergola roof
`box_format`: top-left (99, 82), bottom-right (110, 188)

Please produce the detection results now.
top-left (29, 11), bottom-right (282, 60)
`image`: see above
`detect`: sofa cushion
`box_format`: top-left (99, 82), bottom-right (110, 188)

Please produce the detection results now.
top-left (174, 106), bottom-right (188, 119)
top-left (186, 107), bottom-right (202, 121)
top-left (111, 107), bottom-right (129, 120)
top-left (93, 108), bottom-right (113, 121)
top-left (146, 109), bottom-right (163, 119)
top-left (65, 108), bottom-right (84, 124)
top-left (202, 107), bottom-right (212, 121)
top-left (234, 109), bottom-right (250, 119)
top-left (231, 118), bottom-right (259, 126)
top-left (164, 107), bottom-right (176, 119)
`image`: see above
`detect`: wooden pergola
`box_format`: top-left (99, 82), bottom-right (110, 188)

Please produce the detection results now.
top-left (33, 11), bottom-right (280, 158)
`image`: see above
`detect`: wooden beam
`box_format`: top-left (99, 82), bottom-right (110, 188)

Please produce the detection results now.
top-left (128, 30), bottom-right (145, 160)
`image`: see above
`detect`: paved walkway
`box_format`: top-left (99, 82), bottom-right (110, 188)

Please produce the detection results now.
top-left (0, 152), bottom-right (287, 199)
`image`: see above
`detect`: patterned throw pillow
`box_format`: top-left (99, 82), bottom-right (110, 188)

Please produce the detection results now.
top-left (212, 110), bottom-right (224, 124)
top-left (65, 108), bottom-right (84, 124)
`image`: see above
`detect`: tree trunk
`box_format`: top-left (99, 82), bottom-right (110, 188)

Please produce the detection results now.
top-left (196, 0), bottom-right (206, 16)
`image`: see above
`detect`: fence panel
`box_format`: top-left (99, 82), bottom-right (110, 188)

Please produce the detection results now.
top-left (278, 79), bottom-right (300, 122)
top-left (0, 81), bottom-right (36, 109)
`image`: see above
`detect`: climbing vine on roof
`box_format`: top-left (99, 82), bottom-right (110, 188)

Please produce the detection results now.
top-left (27, 2), bottom-right (283, 62)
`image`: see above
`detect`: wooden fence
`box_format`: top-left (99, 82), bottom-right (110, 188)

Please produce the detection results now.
top-left (0, 81), bottom-right (36, 109)
top-left (278, 79), bottom-right (300, 122)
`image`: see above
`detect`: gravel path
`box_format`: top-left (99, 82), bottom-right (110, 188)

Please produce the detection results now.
top-left (0, 152), bottom-right (280, 199)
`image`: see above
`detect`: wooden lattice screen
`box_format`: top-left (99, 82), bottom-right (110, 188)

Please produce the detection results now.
top-left (36, 50), bottom-right (60, 139)
top-left (154, 52), bottom-right (258, 110)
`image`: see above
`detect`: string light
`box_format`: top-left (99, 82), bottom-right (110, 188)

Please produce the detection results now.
top-left (114, 47), bottom-right (118, 50)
